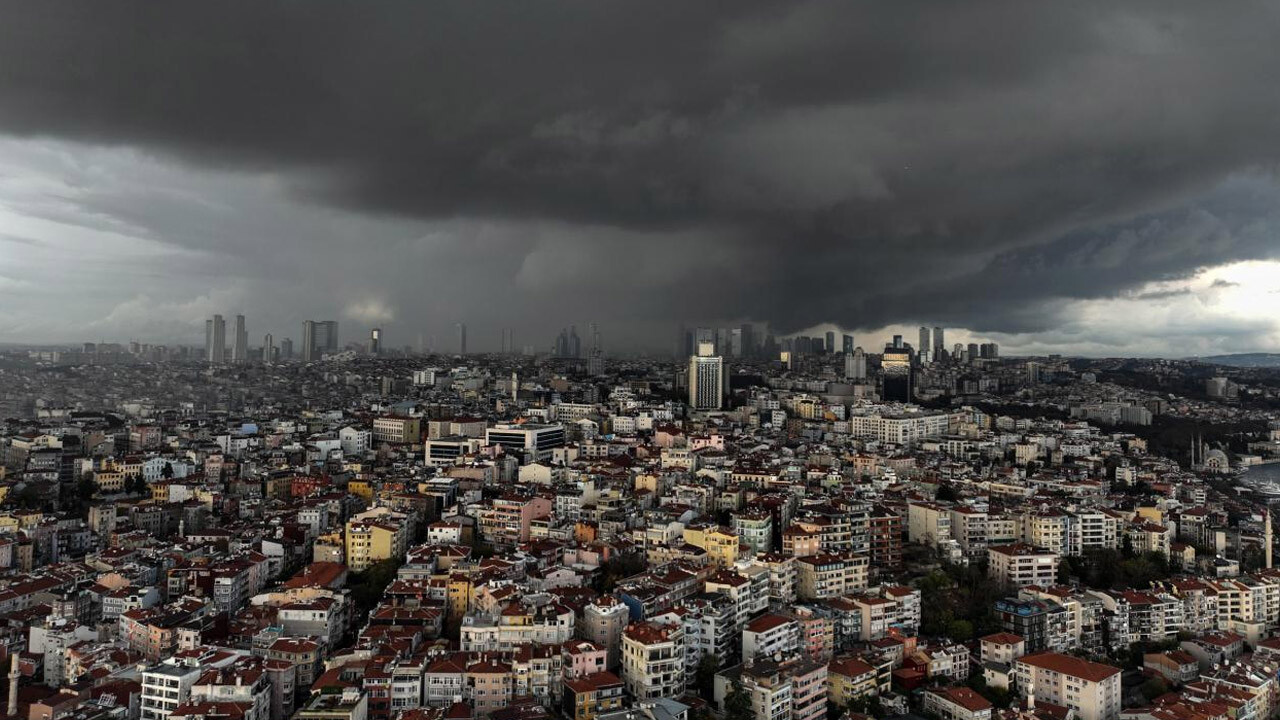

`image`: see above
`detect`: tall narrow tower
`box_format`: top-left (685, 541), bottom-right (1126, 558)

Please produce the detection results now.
top-left (8, 652), bottom-right (19, 716)
top-left (1266, 510), bottom-right (1273, 569)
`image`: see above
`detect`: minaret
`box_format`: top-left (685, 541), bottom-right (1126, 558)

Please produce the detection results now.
top-left (8, 652), bottom-right (19, 716)
top-left (1266, 510), bottom-right (1273, 570)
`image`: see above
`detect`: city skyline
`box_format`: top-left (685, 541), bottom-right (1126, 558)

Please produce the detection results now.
top-left (1, 5), bottom-right (1280, 356)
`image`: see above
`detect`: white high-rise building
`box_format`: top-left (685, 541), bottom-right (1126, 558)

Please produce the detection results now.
top-left (688, 342), bottom-right (724, 410)
top-left (205, 314), bottom-right (226, 364)
top-left (845, 347), bottom-right (867, 380)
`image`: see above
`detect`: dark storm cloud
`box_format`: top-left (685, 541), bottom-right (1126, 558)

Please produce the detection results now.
top-left (2, 0), bottom-right (1280, 342)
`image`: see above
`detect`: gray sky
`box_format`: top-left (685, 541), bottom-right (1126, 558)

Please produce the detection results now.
top-left (2, 1), bottom-right (1280, 356)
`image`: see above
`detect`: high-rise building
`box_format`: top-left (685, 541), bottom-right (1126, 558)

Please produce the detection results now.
top-left (740, 323), bottom-right (756, 359)
top-left (967, 343), bottom-right (980, 361)
top-left (892, 334), bottom-right (904, 349)
top-left (845, 347), bottom-right (867, 380)
top-left (589, 322), bottom-right (601, 355)
top-left (302, 321), bottom-right (316, 362)
top-left (881, 345), bottom-right (913, 402)
top-left (842, 334), bottom-right (854, 354)
top-left (230, 314), bottom-right (247, 363)
top-left (918, 327), bottom-right (930, 358)
top-left (205, 314), bottom-right (226, 364)
top-left (981, 342), bottom-right (1000, 359)
top-left (715, 327), bottom-right (731, 356)
top-left (729, 328), bottom-right (743, 358)
top-left (263, 333), bottom-right (274, 364)
top-left (688, 343), bottom-right (724, 410)
top-left (317, 321), bottom-right (338, 353)
top-left (933, 327), bottom-right (945, 357)
top-left (456, 323), bottom-right (467, 355)
top-left (370, 327), bottom-right (381, 355)
top-left (569, 326), bottom-right (582, 358)
top-left (280, 337), bottom-right (293, 360)
top-left (826, 331), bottom-right (836, 355)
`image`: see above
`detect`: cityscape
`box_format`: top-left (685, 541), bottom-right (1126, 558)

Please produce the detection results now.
top-left (5, 6), bottom-right (1280, 720)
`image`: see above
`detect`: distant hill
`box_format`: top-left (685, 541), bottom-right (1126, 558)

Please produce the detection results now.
top-left (1195, 353), bottom-right (1280, 368)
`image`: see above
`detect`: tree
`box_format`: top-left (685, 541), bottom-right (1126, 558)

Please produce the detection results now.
top-left (723, 679), bottom-right (752, 720)
top-left (935, 484), bottom-right (959, 502)
top-left (348, 558), bottom-right (403, 615)
top-left (1140, 676), bottom-right (1170, 702)
top-left (695, 654), bottom-right (721, 701)
top-left (161, 462), bottom-right (174, 479)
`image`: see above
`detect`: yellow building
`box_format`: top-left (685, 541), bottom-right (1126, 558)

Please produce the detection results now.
top-left (343, 519), bottom-right (406, 571)
top-left (683, 525), bottom-right (741, 567)
top-left (447, 573), bottom-right (476, 621)
top-left (95, 470), bottom-right (125, 493)
top-left (347, 479), bottom-right (374, 502)
top-left (827, 657), bottom-right (881, 705)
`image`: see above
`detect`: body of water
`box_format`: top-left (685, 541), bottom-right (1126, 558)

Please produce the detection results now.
top-left (1241, 462), bottom-right (1280, 484)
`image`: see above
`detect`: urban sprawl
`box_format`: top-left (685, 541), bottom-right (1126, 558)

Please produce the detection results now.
top-left (5, 321), bottom-right (1280, 720)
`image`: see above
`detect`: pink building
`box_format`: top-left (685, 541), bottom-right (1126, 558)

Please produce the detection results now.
top-left (564, 640), bottom-right (609, 679)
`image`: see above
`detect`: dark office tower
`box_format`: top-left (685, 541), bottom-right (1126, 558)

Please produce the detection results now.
top-left (980, 342), bottom-right (1000, 359)
top-left (206, 314), bottom-right (226, 364)
top-left (739, 323), bottom-right (755, 359)
top-left (370, 328), bottom-right (382, 355)
top-left (232, 315), bottom-right (248, 363)
top-left (967, 342), bottom-right (980, 361)
top-left (918, 327), bottom-right (930, 358)
top-left (568, 326), bottom-right (582, 358)
top-left (263, 333), bottom-right (274, 364)
top-left (825, 331), bottom-right (836, 355)
top-left (715, 327), bottom-right (731, 356)
top-left (555, 329), bottom-right (569, 357)
top-left (319, 321), bottom-right (339, 352)
top-left (456, 323), bottom-right (467, 355)
top-left (892, 334), bottom-right (903, 349)
top-left (881, 345), bottom-right (914, 402)
top-left (933, 327), bottom-right (945, 357)
top-left (729, 328), bottom-right (743, 358)
top-left (280, 337), bottom-right (293, 360)
top-left (842, 334), bottom-right (854, 354)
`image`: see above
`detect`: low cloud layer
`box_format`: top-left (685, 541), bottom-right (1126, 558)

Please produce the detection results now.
top-left (1, 2), bottom-right (1280, 354)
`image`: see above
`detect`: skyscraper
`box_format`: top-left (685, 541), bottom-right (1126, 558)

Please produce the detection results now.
top-left (842, 334), bottom-right (854, 354)
top-left (826, 331), bottom-right (836, 355)
top-left (302, 321), bottom-right (316, 362)
top-left (845, 347), bottom-right (867, 380)
top-left (316, 320), bottom-right (339, 353)
top-left (933, 327), bottom-right (945, 358)
top-left (205, 314), bottom-right (226, 364)
top-left (280, 337), bottom-right (293, 360)
top-left (232, 314), bottom-right (248, 363)
top-left (568, 326), bottom-right (581, 358)
top-left (892, 334), bottom-right (904, 349)
top-left (881, 344), bottom-right (913, 402)
top-left (456, 323), bottom-right (467, 355)
top-left (740, 323), bottom-right (755, 359)
top-left (688, 343), bottom-right (724, 410)
top-left (263, 333), bottom-right (274, 364)
top-left (370, 327), bottom-right (382, 355)
top-left (918, 327), bottom-right (930, 358)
